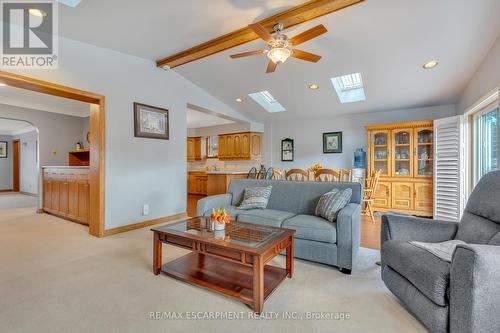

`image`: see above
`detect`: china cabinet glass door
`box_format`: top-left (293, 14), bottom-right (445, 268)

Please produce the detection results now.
top-left (392, 129), bottom-right (414, 177)
top-left (371, 131), bottom-right (390, 176)
top-left (414, 127), bottom-right (434, 177)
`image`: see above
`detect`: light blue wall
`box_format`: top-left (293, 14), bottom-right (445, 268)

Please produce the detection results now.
top-left (0, 135), bottom-right (12, 190)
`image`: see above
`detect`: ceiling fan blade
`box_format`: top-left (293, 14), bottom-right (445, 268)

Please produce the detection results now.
top-left (249, 23), bottom-right (273, 43)
top-left (266, 60), bottom-right (277, 73)
top-left (289, 24), bottom-right (327, 46)
top-left (230, 50), bottom-right (265, 58)
top-left (291, 49), bottom-right (322, 63)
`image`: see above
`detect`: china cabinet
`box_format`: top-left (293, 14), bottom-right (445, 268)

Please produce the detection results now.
top-left (366, 121), bottom-right (434, 216)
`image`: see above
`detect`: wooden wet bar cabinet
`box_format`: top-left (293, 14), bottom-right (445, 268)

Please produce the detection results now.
top-left (42, 166), bottom-right (90, 225)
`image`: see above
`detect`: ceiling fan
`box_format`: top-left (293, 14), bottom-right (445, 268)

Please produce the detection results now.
top-left (230, 22), bottom-right (327, 73)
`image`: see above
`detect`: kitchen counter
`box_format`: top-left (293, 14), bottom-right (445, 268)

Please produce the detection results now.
top-left (205, 171), bottom-right (248, 175)
top-left (42, 166), bottom-right (90, 169)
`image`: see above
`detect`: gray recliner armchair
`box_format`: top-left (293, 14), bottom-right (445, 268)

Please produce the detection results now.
top-left (381, 170), bottom-right (500, 333)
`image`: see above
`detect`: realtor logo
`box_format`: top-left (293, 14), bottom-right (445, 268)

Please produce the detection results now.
top-left (1, 0), bottom-right (58, 68)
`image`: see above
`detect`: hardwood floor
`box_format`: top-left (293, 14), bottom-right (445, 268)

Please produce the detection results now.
top-left (187, 194), bottom-right (381, 250)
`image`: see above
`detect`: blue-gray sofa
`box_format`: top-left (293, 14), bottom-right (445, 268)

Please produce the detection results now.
top-left (196, 179), bottom-right (362, 273)
top-left (381, 170), bottom-right (500, 333)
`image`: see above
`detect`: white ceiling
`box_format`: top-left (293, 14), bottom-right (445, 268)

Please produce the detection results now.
top-left (187, 108), bottom-right (234, 128)
top-left (0, 86), bottom-right (90, 117)
top-left (57, 0), bottom-right (500, 122)
top-left (0, 118), bottom-right (36, 136)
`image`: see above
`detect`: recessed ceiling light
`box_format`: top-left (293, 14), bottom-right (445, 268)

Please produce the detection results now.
top-left (423, 60), bottom-right (438, 69)
top-left (235, 98), bottom-right (243, 103)
top-left (28, 8), bottom-right (47, 17)
top-left (308, 84), bottom-right (319, 90)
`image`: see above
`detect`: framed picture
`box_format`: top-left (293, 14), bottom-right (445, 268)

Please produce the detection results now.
top-left (0, 141), bottom-right (7, 158)
top-left (323, 132), bottom-right (342, 153)
top-left (281, 138), bottom-right (294, 161)
top-left (134, 102), bottom-right (169, 140)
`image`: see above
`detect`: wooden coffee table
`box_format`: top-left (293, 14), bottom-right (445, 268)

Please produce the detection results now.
top-left (152, 217), bottom-right (295, 313)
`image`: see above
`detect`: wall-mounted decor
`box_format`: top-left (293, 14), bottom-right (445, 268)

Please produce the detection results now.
top-left (323, 132), bottom-right (342, 153)
top-left (0, 141), bottom-right (7, 158)
top-left (134, 102), bottom-right (169, 140)
top-left (281, 138), bottom-right (294, 161)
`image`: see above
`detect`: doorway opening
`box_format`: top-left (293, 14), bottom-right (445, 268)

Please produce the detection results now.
top-left (0, 71), bottom-right (105, 237)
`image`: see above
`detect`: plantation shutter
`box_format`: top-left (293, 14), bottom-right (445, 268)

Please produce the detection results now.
top-left (433, 115), bottom-right (466, 221)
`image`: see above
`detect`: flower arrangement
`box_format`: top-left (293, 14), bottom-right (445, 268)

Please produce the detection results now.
top-left (308, 163), bottom-right (323, 173)
top-left (210, 208), bottom-right (231, 225)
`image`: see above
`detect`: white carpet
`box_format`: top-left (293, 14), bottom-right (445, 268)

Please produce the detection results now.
top-left (0, 192), bottom-right (38, 209)
top-left (0, 207), bottom-right (428, 333)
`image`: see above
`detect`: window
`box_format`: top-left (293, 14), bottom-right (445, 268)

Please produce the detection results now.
top-left (330, 73), bottom-right (366, 103)
top-left (248, 90), bottom-right (286, 113)
top-left (472, 104), bottom-right (499, 185)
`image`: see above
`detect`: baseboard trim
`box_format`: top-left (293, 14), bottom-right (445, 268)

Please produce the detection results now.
top-left (0, 189), bottom-right (13, 193)
top-left (103, 212), bottom-right (188, 237)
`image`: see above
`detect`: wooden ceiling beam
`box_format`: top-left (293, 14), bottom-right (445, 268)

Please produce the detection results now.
top-left (156, 0), bottom-right (364, 69)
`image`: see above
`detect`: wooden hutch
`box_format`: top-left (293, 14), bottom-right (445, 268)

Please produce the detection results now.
top-left (366, 120), bottom-right (434, 216)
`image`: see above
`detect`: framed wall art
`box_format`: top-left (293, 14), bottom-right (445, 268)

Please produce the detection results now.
top-left (281, 138), bottom-right (294, 161)
top-left (323, 132), bottom-right (342, 153)
top-left (0, 141), bottom-right (7, 158)
top-left (134, 102), bottom-right (169, 140)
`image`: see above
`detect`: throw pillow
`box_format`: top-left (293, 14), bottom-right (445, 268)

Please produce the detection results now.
top-left (315, 188), bottom-right (353, 222)
top-left (237, 186), bottom-right (272, 210)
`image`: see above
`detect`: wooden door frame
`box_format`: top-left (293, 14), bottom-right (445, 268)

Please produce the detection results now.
top-left (12, 139), bottom-right (20, 191)
top-left (0, 71), bottom-right (105, 237)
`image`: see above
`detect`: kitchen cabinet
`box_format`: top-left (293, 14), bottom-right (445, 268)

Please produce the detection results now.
top-left (187, 172), bottom-right (207, 195)
top-left (206, 173), bottom-right (248, 196)
top-left (366, 121), bottom-right (434, 216)
top-left (42, 167), bottom-right (90, 225)
top-left (217, 132), bottom-right (262, 160)
top-left (187, 137), bottom-right (202, 161)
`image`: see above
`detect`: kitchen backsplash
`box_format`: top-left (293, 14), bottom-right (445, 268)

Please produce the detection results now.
top-left (188, 159), bottom-right (261, 172)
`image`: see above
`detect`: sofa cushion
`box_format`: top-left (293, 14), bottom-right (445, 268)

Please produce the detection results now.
top-left (315, 188), bottom-right (352, 222)
top-left (202, 205), bottom-right (242, 220)
top-left (237, 209), bottom-right (296, 228)
top-left (381, 240), bottom-right (451, 306)
top-left (237, 186), bottom-right (272, 210)
top-left (227, 179), bottom-right (362, 215)
top-left (282, 215), bottom-right (337, 243)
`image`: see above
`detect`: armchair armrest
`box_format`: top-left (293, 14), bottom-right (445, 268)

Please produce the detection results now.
top-left (381, 214), bottom-right (458, 245)
top-left (450, 244), bottom-right (500, 333)
top-left (336, 203), bottom-right (361, 271)
top-left (196, 194), bottom-right (233, 217)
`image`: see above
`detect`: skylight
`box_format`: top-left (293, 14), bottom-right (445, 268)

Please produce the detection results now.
top-left (331, 73), bottom-right (366, 104)
top-left (248, 90), bottom-right (286, 113)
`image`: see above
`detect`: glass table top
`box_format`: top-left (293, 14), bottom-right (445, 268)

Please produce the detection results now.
top-left (161, 217), bottom-right (284, 248)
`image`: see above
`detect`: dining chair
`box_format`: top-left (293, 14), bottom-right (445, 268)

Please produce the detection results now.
top-left (247, 167), bottom-right (257, 179)
top-left (362, 169), bottom-right (381, 223)
top-left (314, 169), bottom-right (340, 182)
top-left (337, 169), bottom-right (352, 182)
top-left (271, 168), bottom-right (284, 180)
top-left (285, 169), bottom-right (309, 181)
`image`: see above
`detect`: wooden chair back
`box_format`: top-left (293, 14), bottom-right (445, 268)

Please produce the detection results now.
top-left (337, 169), bottom-right (352, 182)
top-left (365, 170), bottom-right (381, 199)
top-left (315, 169), bottom-right (340, 182)
top-left (285, 169), bottom-right (309, 181)
top-left (271, 168), bottom-right (284, 180)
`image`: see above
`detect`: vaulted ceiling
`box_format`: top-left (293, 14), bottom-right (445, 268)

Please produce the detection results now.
top-left (59, 0), bottom-right (500, 122)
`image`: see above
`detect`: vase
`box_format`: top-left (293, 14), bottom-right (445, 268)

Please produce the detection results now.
top-left (214, 229), bottom-right (225, 240)
top-left (213, 221), bottom-right (225, 231)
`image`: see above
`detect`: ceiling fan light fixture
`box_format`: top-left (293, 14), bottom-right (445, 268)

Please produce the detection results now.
top-left (267, 47), bottom-right (291, 64)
